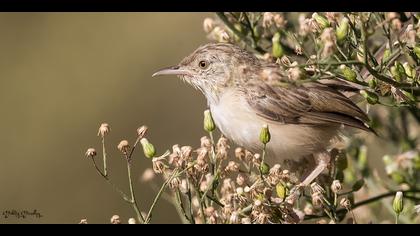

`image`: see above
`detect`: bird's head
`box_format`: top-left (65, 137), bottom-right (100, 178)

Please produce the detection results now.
top-left (152, 43), bottom-right (260, 103)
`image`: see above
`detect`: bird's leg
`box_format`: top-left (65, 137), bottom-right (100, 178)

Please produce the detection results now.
top-left (286, 151), bottom-right (331, 204)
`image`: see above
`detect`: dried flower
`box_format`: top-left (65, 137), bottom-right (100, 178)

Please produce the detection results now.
top-left (225, 161), bottom-right (240, 173)
top-left (200, 136), bottom-right (212, 149)
top-left (117, 140), bottom-right (130, 155)
top-left (140, 138), bottom-right (156, 158)
top-left (262, 12), bottom-right (274, 28)
top-left (287, 66), bottom-right (305, 81)
top-left (340, 198), bottom-right (351, 209)
top-left (234, 147), bottom-right (245, 161)
top-left (203, 17), bottom-right (215, 33)
top-left (216, 135), bottom-right (229, 160)
top-left (169, 177), bottom-right (181, 189)
top-left (236, 173), bottom-right (247, 186)
top-left (85, 148), bottom-right (97, 158)
top-left (325, 12), bottom-right (341, 24)
top-left (241, 217), bottom-right (251, 224)
top-left (331, 180), bottom-right (342, 193)
top-left (140, 168), bottom-right (155, 182)
top-left (414, 205), bottom-right (420, 215)
top-left (79, 218), bottom-right (88, 224)
top-left (310, 182), bottom-right (326, 194)
top-left (136, 125), bottom-right (148, 138)
top-left (311, 192), bottom-right (323, 207)
top-left (152, 157), bottom-right (167, 174)
top-left (179, 179), bottom-right (189, 194)
top-left (97, 123), bottom-right (110, 138)
top-left (229, 211), bottom-right (240, 224)
top-left (273, 13), bottom-right (287, 29)
top-left (110, 215), bottom-right (121, 224)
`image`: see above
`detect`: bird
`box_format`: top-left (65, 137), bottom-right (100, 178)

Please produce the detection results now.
top-left (152, 42), bottom-right (374, 202)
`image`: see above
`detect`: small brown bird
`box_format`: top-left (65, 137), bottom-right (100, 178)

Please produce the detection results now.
top-left (153, 43), bottom-right (374, 201)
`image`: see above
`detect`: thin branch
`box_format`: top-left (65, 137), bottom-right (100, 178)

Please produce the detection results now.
top-left (216, 12), bottom-right (266, 55)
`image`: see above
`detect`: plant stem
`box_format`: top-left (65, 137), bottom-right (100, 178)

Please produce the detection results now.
top-left (216, 12), bottom-right (266, 54)
top-left (127, 162), bottom-right (145, 223)
top-left (305, 189), bottom-right (420, 220)
top-left (145, 168), bottom-right (179, 223)
top-left (91, 158), bottom-right (131, 203)
top-left (395, 213), bottom-right (399, 224)
top-left (101, 137), bottom-right (107, 177)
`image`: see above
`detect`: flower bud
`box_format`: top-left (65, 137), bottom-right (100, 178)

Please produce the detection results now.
top-left (260, 162), bottom-right (270, 175)
top-left (128, 218), bottom-right (136, 224)
top-left (414, 45), bottom-right (420, 59)
top-left (85, 148), bottom-right (97, 158)
top-left (336, 17), bottom-right (349, 42)
top-left (312, 13), bottom-right (330, 29)
top-left (272, 32), bottom-right (284, 58)
top-left (382, 48), bottom-right (391, 63)
top-left (403, 62), bottom-right (415, 79)
top-left (339, 64), bottom-right (357, 82)
top-left (368, 78), bottom-right (377, 89)
top-left (393, 191), bottom-right (404, 215)
top-left (203, 109), bottom-right (215, 132)
top-left (259, 124), bottom-right (271, 145)
top-left (360, 90), bottom-right (379, 105)
top-left (140, 138), bottom-right (156, 158)
top-left (276, 183), bottom-right (286, 199)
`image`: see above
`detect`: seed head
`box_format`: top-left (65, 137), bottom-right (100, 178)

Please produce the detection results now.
top-left (331, 180), bottom-right (342, 193)
top-left (85, 148), bottom-right (97, 158)
top-left (136, 125), bottom-right (148, 138)
top-left (110, 215), bottom-right (121, 224)
top-left (117, 140), bottom-right (130, 155)
top-left (97, 123), bottom-right (110, 138)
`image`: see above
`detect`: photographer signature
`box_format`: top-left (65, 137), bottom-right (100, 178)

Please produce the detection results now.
top-left (2, 210), bottom-right (42, 219)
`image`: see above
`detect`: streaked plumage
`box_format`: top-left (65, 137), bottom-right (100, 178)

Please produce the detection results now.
top-left (153, 42), bottom-right (374, 162)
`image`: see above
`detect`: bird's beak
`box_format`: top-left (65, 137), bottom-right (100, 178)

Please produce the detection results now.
top-left (152, 65), bottom-right (190, 77)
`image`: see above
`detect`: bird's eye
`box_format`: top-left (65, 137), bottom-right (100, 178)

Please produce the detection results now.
top-left (198, 60), bottom-right (209, 69)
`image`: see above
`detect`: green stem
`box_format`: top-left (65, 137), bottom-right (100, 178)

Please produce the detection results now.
top-left (216, 12), bottom-right (266, 54)
top-left (91, 158), bottom-right (131, 203)
top-left (305, 189), bottom-right (420, 220)
top-left (127, 162), bottom-right (145, 223)
top-left (145, 168), bottom-right (179, 223)
top-left (101, 137), bottom-right (107, 177)
top-left (395, 213), bottom-right (399, 224)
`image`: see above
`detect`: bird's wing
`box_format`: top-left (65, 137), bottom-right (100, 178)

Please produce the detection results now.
top-left (244, 80), bottom-right (374, 132)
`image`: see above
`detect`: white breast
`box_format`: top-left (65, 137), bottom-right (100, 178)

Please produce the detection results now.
top-left (210, 89), bottom-right (339, 162)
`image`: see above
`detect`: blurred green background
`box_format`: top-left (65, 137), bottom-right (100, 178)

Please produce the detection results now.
top-left (0, 12), bottom-right (212, 223)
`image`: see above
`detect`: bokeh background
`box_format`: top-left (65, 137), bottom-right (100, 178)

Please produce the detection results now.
top-left (0, 12), bottom-right (404, 224)
top-left (0, 12), bottom-right (212, 223)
